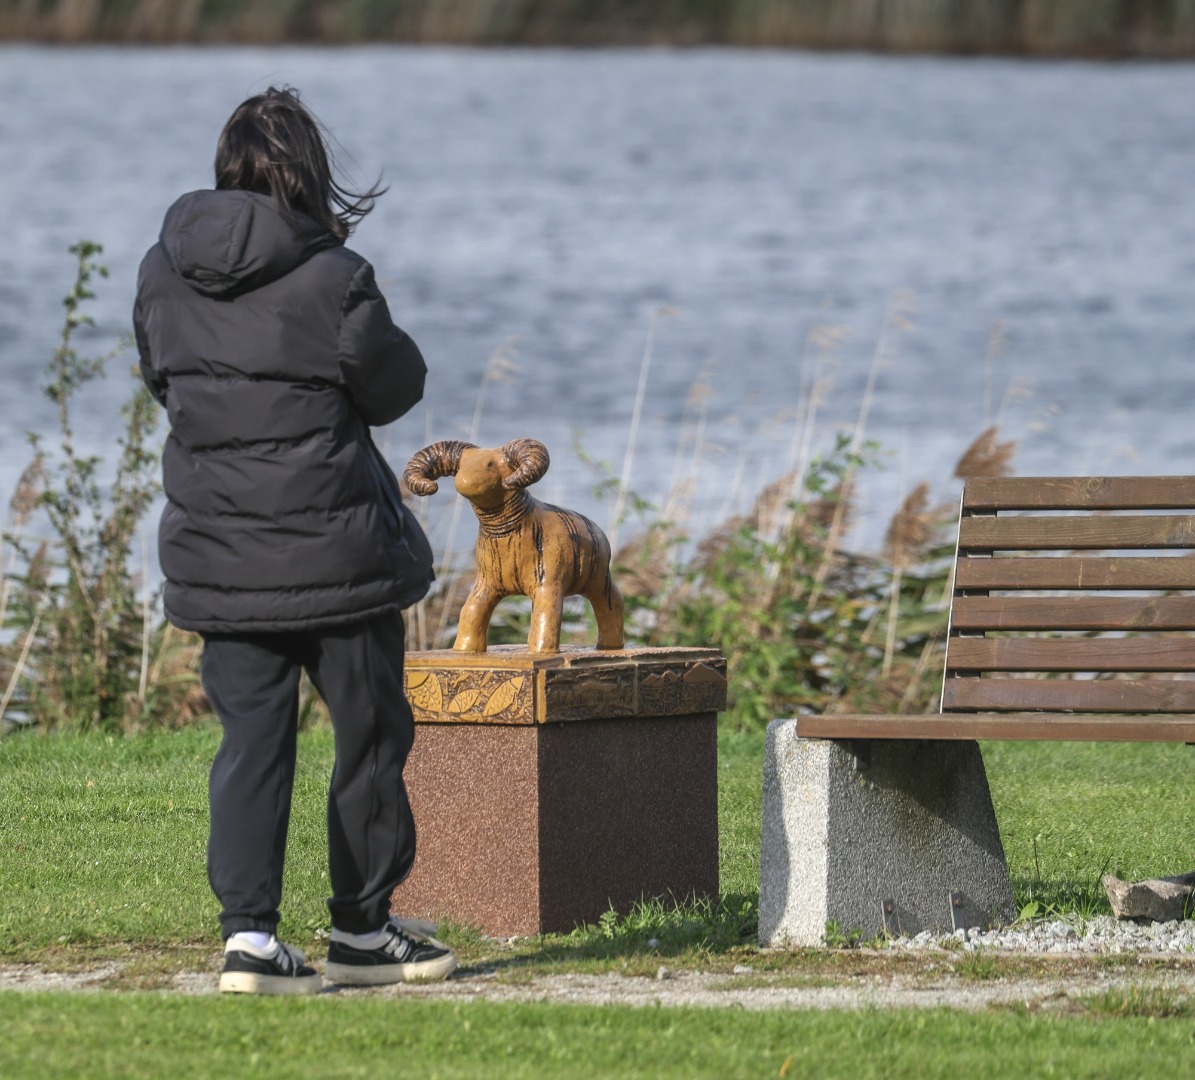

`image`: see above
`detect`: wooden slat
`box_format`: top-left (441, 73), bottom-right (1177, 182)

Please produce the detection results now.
top-left (795, 712), bottom-right (1195, 742)
top-left (950, 595), bottom-right (1195, 631)
top-left (959, 515), bottom-right (1195, 551)
top-left (943, 677), bottom-right (1195, 713)
top-left (946, 637), bottom-right (1195, 672)
top-left (955, 556), bottom-right (1195, 591)
top-left (964, 476), bottom-right (1195, 512)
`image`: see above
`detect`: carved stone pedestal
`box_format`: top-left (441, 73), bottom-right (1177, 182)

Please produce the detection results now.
top-left (391, 645), bottom-right (725, 936)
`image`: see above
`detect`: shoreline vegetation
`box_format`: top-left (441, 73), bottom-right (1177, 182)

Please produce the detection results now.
top-left (3, 0), bottom-right (1195, 57)
top-left (1, 247), bottom-right (1007, 735)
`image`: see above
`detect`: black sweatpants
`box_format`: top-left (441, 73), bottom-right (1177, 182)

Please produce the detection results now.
top-left (200, 613), bottom-right (416, 939)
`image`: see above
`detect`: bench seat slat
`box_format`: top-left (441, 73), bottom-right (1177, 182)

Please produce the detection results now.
top-left (960, 515), bottom-right (1195, 551)
top-left (963, 476), bottom-right (1195, 511)
top-left (947, 636), bottom-right (1195, 672)
top-left (955, 556), bottom-right (1195, 591)
top-left (796, 713), bottom-right (1195, 742)
top-left (950, 595), bottom-right (1195, 631)
top-left (942, 677), bottom-right (1195, 713)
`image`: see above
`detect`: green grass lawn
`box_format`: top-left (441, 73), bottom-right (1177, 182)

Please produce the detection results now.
top-left (984, 739), bottom-right (1195, 914)
top-left (3, 724), bottom-right (1192, 955)
top-left (0, 725), bottom-right (763, 955)
top-left (5, 992), bottom-right (1195, 1080)
top-left (2, 724), bottom-right (1194, 1077)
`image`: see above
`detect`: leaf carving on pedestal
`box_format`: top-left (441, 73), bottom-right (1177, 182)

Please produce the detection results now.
top-left (482, 676), bottom-right (525, 717)
top-left (447, 688), bottom-right (482, 714)
top-left (407, 671), bottom-right (443, 713)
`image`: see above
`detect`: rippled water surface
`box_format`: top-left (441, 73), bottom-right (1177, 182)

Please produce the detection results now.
top-left (2, 46), bottom-right (1194, 548)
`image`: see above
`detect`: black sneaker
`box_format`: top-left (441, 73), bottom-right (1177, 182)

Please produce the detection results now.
top-left (325, 918), bottom-right (457, 985)
top-left (219, 937), bottom-right (322, 996)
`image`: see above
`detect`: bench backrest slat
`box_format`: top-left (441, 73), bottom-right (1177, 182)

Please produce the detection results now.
top-left (962, 475), bottom-right (1195, 510)
top-left (949, 637), bottom-right (1195, 672)
top-left (943, 475), bottom-right (1195, 719)
top-left (943, 678), bottom-right (1195, 713)
top-left (955, 556), bottom-right (1195, 591)
top-left (960, 515), bottom-right (1195, 550)
top-left (950, 595), bottom-right (1195, 632)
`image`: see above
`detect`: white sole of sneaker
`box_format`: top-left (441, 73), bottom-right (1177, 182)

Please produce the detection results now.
top-left (324, 950), bottom-right (457, 986)
top-left (219, 971), bottom-right (323, 995)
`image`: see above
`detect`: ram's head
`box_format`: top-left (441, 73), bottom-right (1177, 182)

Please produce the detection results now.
top-left (403, 439), bottom-right (550, 508)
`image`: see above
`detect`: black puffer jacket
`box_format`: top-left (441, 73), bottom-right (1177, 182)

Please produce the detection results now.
top-left (134, 189), bottom-right (432, 633)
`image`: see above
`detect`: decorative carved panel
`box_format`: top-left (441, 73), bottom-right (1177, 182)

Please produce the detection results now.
top-left (541, 666), bottom-right (636, 722)
top-left (406, 668), bottom-right (532, 725)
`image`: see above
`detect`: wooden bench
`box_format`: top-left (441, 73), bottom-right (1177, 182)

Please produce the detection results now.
top-left (760, 475), bottom-right (1195, 945)
top-left (797, 475), bottom-right (1195, 743)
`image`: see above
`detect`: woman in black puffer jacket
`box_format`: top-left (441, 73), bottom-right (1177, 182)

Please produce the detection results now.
top-left (135, 87), bottom-right (455, 994)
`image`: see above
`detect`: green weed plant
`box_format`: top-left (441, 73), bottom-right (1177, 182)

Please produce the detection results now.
top-left (0, 243), bottom-right (200, 734)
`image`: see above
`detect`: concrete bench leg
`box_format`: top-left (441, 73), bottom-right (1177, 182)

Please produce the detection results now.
top-left (759, 719), bottom-right (1016, 947)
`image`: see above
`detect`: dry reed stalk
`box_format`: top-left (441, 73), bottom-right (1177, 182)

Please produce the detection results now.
top-left (881, 562), bottom-right (903, 678)
top-left (884, 482), bottom-right (935, 569)
top-left (608, 306), bottom-right (676, 555)
top-left (137, 528), bottom-right (150, 704)
top-left (0, 610), bottom-right (40, 728)
top-left (783, 315), bottom-right (847, 503)
top-left (50, 0), bottom-right (101, 41)
top-left (1, 455), bottom-right (44, 630)
top-left (693, 511), bottom-right (749, 575)
top-left (880, 481), bottom-right (939, 675)
top-left (611, 536), bottom-right (665, 599)
top-left (996, 375), bottom-right (1037, 431)
top-left (10, 456), bottom-right (42, 529)
top-left (128, 0), bottom-right (203, 41)
top-left (955, 425), bottom-right (1016, 479)
top-left (751, 470), bottom-right (800, 539)
top-left (771, 363), bottom-right (837, 545)
top-left (146, 619), bottom-right (173, 691)
top-left (130, 627), bottom-right (207, 728)
top-left (806, 291), bottom-right (914, 615)
top-left (664, 372), bottom-right (712, 524)
top-left (899, 636), bottom-right (943, 713)
top-left (981, 319), bottom-right (1005, 427)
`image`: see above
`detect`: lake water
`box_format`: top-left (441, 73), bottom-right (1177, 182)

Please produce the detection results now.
top-left (2, 46), bottom-right (1194, 554)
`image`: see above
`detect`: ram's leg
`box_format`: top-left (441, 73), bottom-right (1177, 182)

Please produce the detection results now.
top-left (527, 587), bottom-right (565, 653)
top-left (453, 582), bottom-right (504, 652)
top-left (585, 574), bottom-right (625, 650)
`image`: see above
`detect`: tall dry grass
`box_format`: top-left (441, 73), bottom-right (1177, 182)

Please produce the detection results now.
top-left (405, 293), bottom-right (1023, 729)
top-left (3, 0), bottom-right (1195, 55)
top-left (3, 244), bottom-right (1026, 734)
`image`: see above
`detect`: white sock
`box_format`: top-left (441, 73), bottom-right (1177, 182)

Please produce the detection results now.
top-left (228, 931), bottom-right (275, 952)
top-left (330, 925), bottom-right (390, 949)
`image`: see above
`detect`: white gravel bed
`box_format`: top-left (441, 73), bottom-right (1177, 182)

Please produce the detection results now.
top-left (888, 915), bottom-right (1195, 954)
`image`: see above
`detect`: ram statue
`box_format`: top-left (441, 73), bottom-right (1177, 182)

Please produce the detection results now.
top-left (403, 438), bottom-right (625, 653)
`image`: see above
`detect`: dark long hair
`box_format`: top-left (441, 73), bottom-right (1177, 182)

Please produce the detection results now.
top-left (214, 87), bottom-right (383, 242)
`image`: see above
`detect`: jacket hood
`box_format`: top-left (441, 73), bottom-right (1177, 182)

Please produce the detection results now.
top-left (160, 189), bottom-right (336, 298)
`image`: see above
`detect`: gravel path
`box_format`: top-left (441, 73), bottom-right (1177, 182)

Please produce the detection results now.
top-left (3, 917), bottom-right (1193, 1011)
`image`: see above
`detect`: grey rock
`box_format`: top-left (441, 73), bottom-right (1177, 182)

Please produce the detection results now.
top-left (1102, 871), bottom-right (1195, 923)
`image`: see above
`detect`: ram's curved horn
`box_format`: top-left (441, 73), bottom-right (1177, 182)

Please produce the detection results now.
top-left (502, 438), bottom-right (550, 490)
top-left (403, 441), bottom-right (477, 496)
